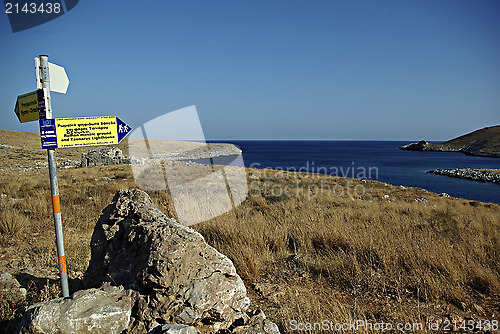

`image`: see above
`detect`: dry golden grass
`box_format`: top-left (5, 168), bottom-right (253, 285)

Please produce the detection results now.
top-left (0, 130), bottom-right (499, 333)
top-left (197, 169), bottom-right (500, 332)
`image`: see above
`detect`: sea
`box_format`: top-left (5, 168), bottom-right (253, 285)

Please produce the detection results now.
top-left (210, 140), bottom-right (500, 205)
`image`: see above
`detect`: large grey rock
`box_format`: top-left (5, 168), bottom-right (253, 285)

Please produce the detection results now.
top-left (17, 283), bottom-right (132, 334)
top-left (83, 189), bottom-right (250, 332)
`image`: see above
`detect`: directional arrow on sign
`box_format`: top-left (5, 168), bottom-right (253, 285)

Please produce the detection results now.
top-left (117, 117), bottom-right (132, 143)
top-left (14, 89), bottom-right (47, 123)
top-left (35, 58), bottom-right (70, 94)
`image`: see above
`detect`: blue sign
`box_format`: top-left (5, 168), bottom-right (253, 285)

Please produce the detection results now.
top-left (37, 89), bottom-right (46, 120)
top-left (39, 119), bottom-right (58, 149)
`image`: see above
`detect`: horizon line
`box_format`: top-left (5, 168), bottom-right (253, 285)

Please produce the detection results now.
top-left (0, 128), bottom-right (443, 142)
top-left (206, 138), bottom-right (443, 142)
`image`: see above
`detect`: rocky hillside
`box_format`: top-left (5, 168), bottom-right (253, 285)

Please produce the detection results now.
top-left (400, 125), bottom-right (500, 158)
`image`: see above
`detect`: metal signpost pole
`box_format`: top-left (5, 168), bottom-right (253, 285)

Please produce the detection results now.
top-left (38, 54), bottom-right (69, 297)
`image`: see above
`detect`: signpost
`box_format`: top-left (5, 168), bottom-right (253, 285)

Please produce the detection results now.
top-left (14, 89), bottom-right (47, 123)
top-left (34, 55), bottom-right (70, 298)
top-left (14, 55), bottom-right (132, 298)
top-left (47, 116), bottom-right (131, 149)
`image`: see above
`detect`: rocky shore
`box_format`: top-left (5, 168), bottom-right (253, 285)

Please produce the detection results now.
top-left (127, 138), bottom-right (242, 162)
top-left (427, 168), bottom-right (500, 184)
top-left (399, 140), bottom-right (444, 152)
top-left (399, 125), bottom-right (500, 158)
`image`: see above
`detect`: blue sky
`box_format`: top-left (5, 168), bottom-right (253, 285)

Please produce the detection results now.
top-left (1, 0), bottom-right (499, 140)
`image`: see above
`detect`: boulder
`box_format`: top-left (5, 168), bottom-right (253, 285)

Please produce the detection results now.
top-left (83, 189), bottom-right (251, 332)
top-left (17, 189), bottom-right (280, 333)
top-left (17, 283), bottom-right (133, 334)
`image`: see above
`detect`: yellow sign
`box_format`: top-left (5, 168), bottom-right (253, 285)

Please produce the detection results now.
top-left (15, 89), bottom-right (46, 123)
top-left (55, 116), bottom-right (131, 148)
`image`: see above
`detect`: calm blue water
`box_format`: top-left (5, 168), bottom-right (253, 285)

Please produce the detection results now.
top-left (211, 141), bottom-right (500, 205)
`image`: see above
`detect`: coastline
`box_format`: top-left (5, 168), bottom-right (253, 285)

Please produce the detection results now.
top-left (427, 168), bottom-right (500, 184)
top-left (400, 140), bottom-right (500, 158)
top-left (398, 125), bottom-right (500, 158)
top-left (127, 138), bottom-right (242, 162)
top-left (228, 140), bottom-right (500, 205)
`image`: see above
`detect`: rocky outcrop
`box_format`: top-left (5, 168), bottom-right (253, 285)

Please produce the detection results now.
top-left (18, 189), bottom-right (279, 333)
top-left (17, 284), bottom-right (133, 334)
top-left (428, 168), bottom-right (500, 184)
top-left (399, 125), bottom-right (500, 158)
top-left (81, 147), bottom-right (130, 167)
top-left (399, 140), bottom-right (438, 152)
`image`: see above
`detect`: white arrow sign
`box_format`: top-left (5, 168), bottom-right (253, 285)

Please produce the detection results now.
top-left (35, 57), bottom-right (70, 94)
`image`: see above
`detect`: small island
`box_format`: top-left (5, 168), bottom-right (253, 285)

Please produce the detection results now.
top-left (400, 125), bottom-right (500, 158)
top-left (428, 168), bottom-right (500, 184)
